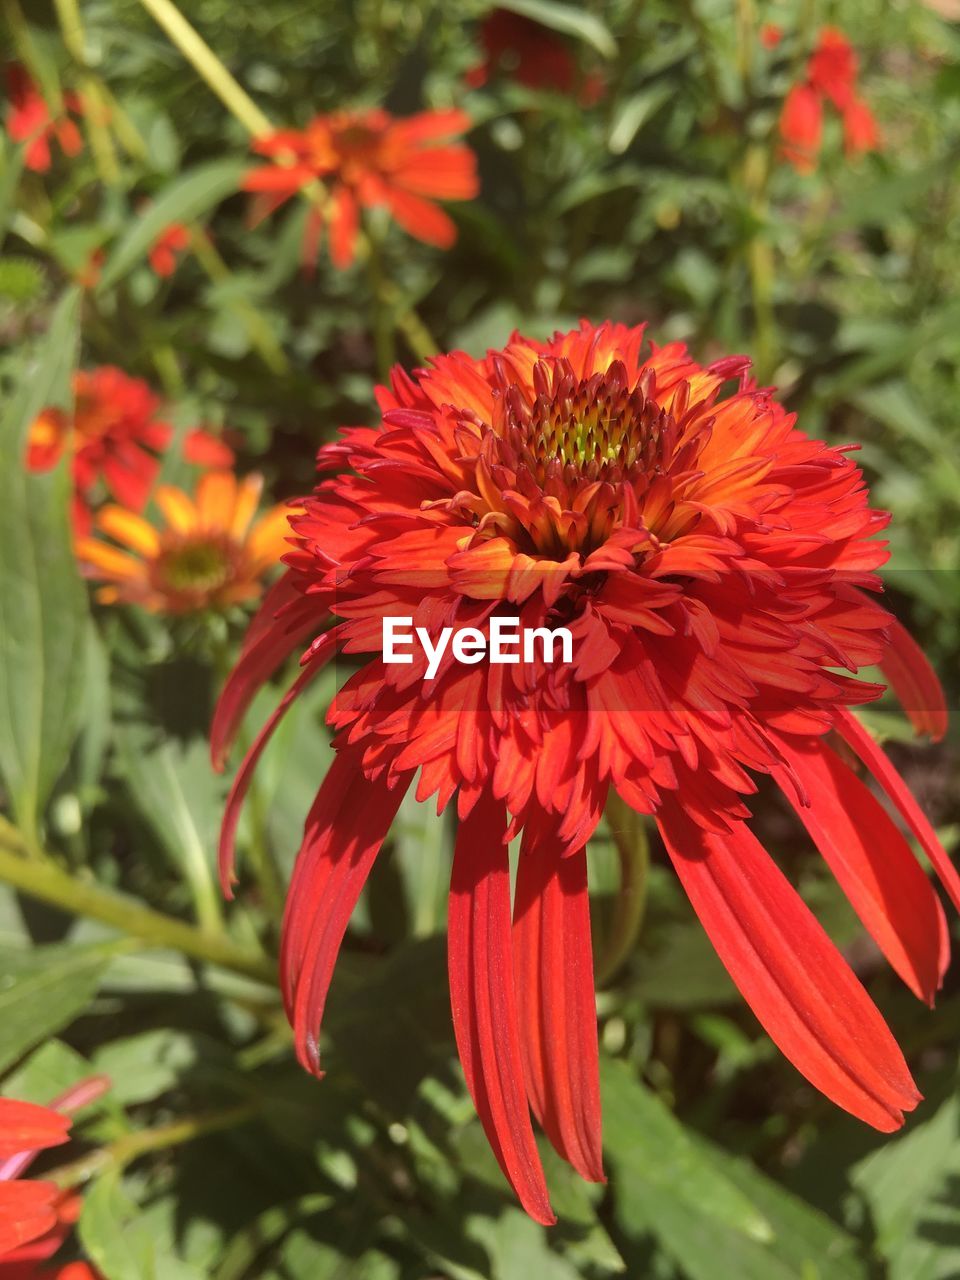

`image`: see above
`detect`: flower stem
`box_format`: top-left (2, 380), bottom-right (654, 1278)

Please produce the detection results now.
top-left (364, 227), bottom-right (396, 380)
top-left (189, 227), bottom-right (290, 375)
top-left (0, 818), bottom-right (275, 985)
top-left (133, 0), bottom-right (272, 138)
top-left (49, 1102), bottom-right (259, 1189)
top-left (596, 793), bottom-right (650, 985)
top-left (52, 0), bottom-right (121, 185)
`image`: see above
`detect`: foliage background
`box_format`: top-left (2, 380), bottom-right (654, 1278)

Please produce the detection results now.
top-left (1, 0), bottom-right (960, 1276)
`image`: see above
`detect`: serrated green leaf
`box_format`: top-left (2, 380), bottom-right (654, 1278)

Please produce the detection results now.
top-left (496, 0), bottom-right (616, 58)
top-left (97, 159), bottom-right (247, 290)
top-left (0, 942), bottom-right (113, 1076)
top-left (0, 288), bottom-right (87, 844)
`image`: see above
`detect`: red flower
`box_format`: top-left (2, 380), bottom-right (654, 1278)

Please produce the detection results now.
top-left (215, 322), bottom-right (955, 1223)
top-left (242, 108), bottom-right (479, 270)
top-left (466, 9), bottom-right (604, 102)
top-left (4, 65), bottom-right (83, 174)
top-left (0, 1079), bottom-right (108, 1261)
top-left (779, 28), bottom-right (879, 171)
top-left (760, 23), bottom-right (783, 49)
top-left (148, 223), bottom-right (191, 278)
top-left (26, 367), bottom-right (234, 534)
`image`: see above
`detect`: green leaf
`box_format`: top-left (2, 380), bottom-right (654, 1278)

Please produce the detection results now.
top-left (97, 159), bottom-right (247, 290)
top-left (608, 85), bottom-right (673, 154)
top-left (852, 1092), bottom-right (960, 1279)
top-left (0, 140), bottom-right (26, 248)
top-left (600, 1058), bottom-right (773, 1246)
top-left (113, 726), bottom-right (226, 932)
top-left (495, 0), bottom-right (616, 58)
top-left (0, 942), bottom-right (113, 1076)
top-left (80, 1170), bottom-right (207, 1280)
top-left (0, 288), bottom-right (87, 844)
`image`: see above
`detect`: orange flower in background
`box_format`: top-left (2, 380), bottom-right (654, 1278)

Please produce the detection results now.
top-left (779, 28), bottom-right (879, 171)
top-left (77, 471), bottom-right (291, 614)
top-left (760, 23), bottom-right (783, 49)
top-left (243, 108), bottom-right (479, 270)
top-left (26, 367), bottom-right (235, 534)
top-left (466, 8), bottom-right (604, 102)
top-left (0, 1079), bottom-right (108, 1261)
top-left (148, 223), bottom-right (191, 277)
top-left (215, 320), bottom-right (955, 1224)
top-left (4, 64), bottom-right (83, 173)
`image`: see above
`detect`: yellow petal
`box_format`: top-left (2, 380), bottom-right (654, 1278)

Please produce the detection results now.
top-left (230, 474), bottom-right (264, 540)
top-left (247, 506), bottom-right (292, 570)
top-left (197, 470), bottom-right (239, 531)
top-left (77, 538), bottom-right (144, 582)
top-left (155, 486), bottom-right (198, 534)
top-left (97, 506), bottom-right (161, 557)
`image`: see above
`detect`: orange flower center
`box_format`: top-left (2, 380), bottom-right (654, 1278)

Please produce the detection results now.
top-left (154, 535), bottom-right (235, 596)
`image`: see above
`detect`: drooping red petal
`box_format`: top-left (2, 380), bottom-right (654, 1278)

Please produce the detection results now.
top-left (328, 187), bottom-right (359, 270)
top-left (281, 755), bottom-right (410, 1076)
top-left (0, 1100), bottom-right (70, 1158)
top-left (218, 628), bottom-right (340, 894)
top-left (448, 792), bottom-right (555, 1225)
top-left (0, 1181), bottom-right (60, 1256)
top-left (877, 609), bottom-right (948, 741)
top-left (383, 187), bottom-right (458, 248)
top-left (512, 821), bottom-right (604, 1183)
top-left (210, 573), bottom-right (321, 769)
top-left (773, 737), bottom-right (948, 1004)
top-left (657, 799), bottom-right (920, 1132)
top-left (836, 708), bottom-right (960, 914)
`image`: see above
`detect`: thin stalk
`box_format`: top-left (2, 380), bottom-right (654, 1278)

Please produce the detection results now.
top-left (133, 0), bottom-right (273, 138)
top-left (52, 0), bottom-right (121, 185)
top-left (49, 1102), bottom-right (259, 1188)
top-left (596, 793), bottom-right (650, 986)
top-left (0, 819), bottom-right (275, 984)
top-left (189, 227), bottom-right (290, 375)
top-left (365, 229), bottom-right (396, 379)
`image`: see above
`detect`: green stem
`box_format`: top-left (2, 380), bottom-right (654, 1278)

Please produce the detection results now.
top-left (190, 228), bottom-right (290, 375)
top-left (0, 819), bottom-right (275, 984)
top-left (52, 0), bottom-right (121, 185)
top-left (365, 229), bottom-right (396, 380)
top-left (133, 0), bottom-right (273, 137)
top-left (596, 793), bottom-right (650, 986)
top-left (49, 1102), bottom-right (259, 1188)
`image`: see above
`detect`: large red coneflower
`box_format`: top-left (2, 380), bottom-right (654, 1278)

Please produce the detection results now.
top-left (243, 108), bottom-right (478, 270)
top-left (214, 321), bottom-right (955, 1224)
top-left (26, 367), bottom-right (234, 535)
top-left (4, 64), bottom-right (83, 174)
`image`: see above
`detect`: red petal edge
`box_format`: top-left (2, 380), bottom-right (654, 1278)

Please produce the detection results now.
top-left (281, 752), bottom-right (410, 1077)
top-left (513, 821), bottom-right (604, 1183)
top-left (448, 792), bottom-right (556, 1225)
top-left (836, 708), bottom-right (960, 915)
top-left (773, 736), bottom-right (948, 1005)
top-left (657, 798), bottom-right (920, 1132)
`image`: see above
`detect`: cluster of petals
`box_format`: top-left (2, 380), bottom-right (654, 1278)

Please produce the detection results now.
top-left (243, 108), bottom-right (479, 270)
top-left (26, 367), bottom-right (234, 535)
top-left (214, 320), bottom-right (956, 1223)
top-left (0, 1078), bottom-right (107, 1271)
top-left (77, 470), bottom-right (291, 615)
top-left (466, 9), bottom-right (604, 103)
top-left (148, 222), bottom-right (191, 278)
top-left (4, 64), bottom-right (83, 174)
top-left (780, 28), bottom-right (879, 172)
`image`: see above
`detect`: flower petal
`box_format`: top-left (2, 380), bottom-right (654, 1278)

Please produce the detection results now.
top-left (878, 611), bottom-right (948, 741)
top-left (210, 573), bottom-right (321, 769)
top-left (773, 737), bottom-right (948, 1005)
top-left (448, 792), bottom-right (555, 1225)
top-left (657, 799), bottom-right (920, 1132)
top-left (0, 1100), bottom-right (70, 1158)
top-left (0, 1181), bottom-right (60, 1255)
top-left (836, 708), bottom-right (960, 914)
top-left (283, 756), bottom-right (410, 1076)
top-left (218, 626), bottom-right (340, 893)
top-left (513, 821), bottom-right (604, 1183)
